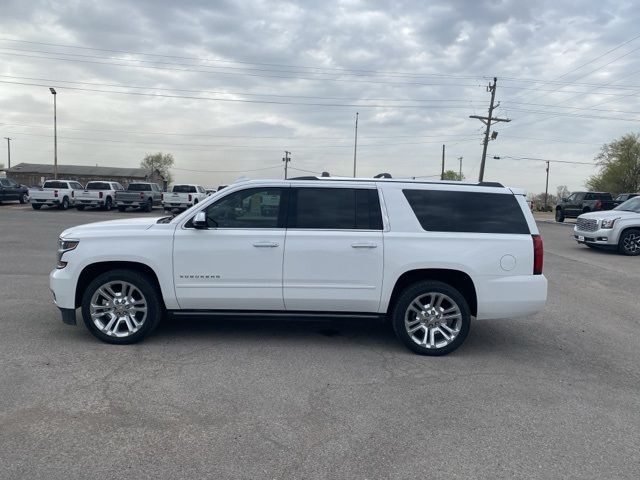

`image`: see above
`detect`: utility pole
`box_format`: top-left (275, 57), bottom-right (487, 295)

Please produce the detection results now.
top-left (544, 161), bottom-right (550, 209)
top-left (458, 156), bottom-right (463, 180)
top-left (282, 150), bottom-right (291, 179)
top-left (3, 137), bottom-right (10, 169)
top-left (353, 112), bottom-right (359, 177)
top-left (469, 77), bottom-right (510, 182)
top-left (440, 144), bottom-right (445, 180)
top-left (50, 88), bottom-right (58, 179)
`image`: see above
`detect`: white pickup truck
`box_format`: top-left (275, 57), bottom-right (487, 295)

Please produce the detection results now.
top-left (29, 180), bottom-right (84, 210)
top-left (75, 181), bottom-right (125, 211)
top-left (50, 177), bottom-right (547, 355)
top-left (162, 184), bottom-right (207, 212)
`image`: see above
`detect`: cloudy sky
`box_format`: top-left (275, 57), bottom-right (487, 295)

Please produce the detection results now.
top-left (1, 0), bottom-right (639, 194)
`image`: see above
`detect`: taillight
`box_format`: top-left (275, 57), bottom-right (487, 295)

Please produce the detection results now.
top-left (99, 191), bottom-right (103, 199)
top-left (71, 190), bottom-right (75, 198)
top-left (54, 190), bottom-right (58, 198)
top-left (595, 199), bottom-right (602, 210)
top-left (188, 194), bottom-right (192, 202)
top-left (532, 235), bottom-right (543, 275)
top-left (139, 192), bottom-right (144, 199)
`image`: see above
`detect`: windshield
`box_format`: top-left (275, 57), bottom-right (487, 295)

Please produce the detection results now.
top-left (172, 185), bottom-right (197, 193)
top-left (614, 196), bottom-right (640, 213)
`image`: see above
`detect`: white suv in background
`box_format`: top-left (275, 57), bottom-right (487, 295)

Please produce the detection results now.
top-left (50, 177), bottom-right (547, 355)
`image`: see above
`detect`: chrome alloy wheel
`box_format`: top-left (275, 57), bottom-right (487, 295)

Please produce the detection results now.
top-left (623, 233), bottom-right (640, 254)
top-left (89, 281), bottom-right (148, 337)
top-left (404, 292), bottom-right (462, 349)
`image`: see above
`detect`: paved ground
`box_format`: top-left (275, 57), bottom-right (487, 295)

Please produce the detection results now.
top-left (1, 204), bottom-right (639, 479)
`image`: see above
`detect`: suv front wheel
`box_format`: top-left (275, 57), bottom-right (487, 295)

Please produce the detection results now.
top-left (392, 281), bottom-right (471, 355)
top-left (81, 269), bottom-right (161, 344)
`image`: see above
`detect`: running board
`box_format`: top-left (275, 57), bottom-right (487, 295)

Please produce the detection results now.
top-left (168, 310), bottom-right (386, 321)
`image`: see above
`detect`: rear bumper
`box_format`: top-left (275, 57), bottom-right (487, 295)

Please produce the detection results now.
top-left (77, 199), bottom-right (105, 206)
top-left (475, 274), bottom-right (547, 320)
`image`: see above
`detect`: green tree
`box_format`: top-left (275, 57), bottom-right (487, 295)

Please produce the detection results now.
top-left (441, 170), bottom-right (465, 181)
top-left (141, 152), bottom-right (174, 183)
top-left (586, 133), bottom-right (640, 195)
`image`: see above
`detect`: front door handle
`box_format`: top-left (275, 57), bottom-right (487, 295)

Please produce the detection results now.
top-left (351, 242), bottom-right (378, 249)
top-left (253, 241), bottom-right (280, 248)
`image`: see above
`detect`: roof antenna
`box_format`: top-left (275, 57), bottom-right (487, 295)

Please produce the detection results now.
top-left (374, 173), bottom-right (392, 178)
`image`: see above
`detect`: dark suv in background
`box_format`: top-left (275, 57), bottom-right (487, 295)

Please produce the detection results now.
top-left (555, 191), bottom-right (614, 222)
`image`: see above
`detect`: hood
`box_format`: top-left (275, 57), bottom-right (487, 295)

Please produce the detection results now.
top-left (61, 217), bottom-right (163, 238)
top-left (579, 210), bottom-right (639, 220)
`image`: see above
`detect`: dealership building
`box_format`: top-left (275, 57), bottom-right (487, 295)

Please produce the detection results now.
top-left (3, 163), bottom-right (166, 188)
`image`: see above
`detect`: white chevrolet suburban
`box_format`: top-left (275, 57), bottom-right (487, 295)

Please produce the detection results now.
top-left (50, 178), bottom-right (547, 355)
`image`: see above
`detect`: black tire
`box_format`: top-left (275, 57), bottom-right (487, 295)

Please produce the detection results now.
top-left (555, 208), bottom-right (565, 222)
top-left (618, 229), bottom-right (640, 256)
top-left (76, 205), bottom-right (85, 211)
top-left (81, 269), bottom-right (162, 344)
top-left (103, 197), bottom-right (113, 211)
top-left (59, 196), bottom-right (69, 210)
top-left (19, 193), bottom-right (28, 204)
top-left (117, 206), bottom-right (126, 212)
top-left (582, 207), bottom-right (590, 214)
top-left (145, 199), bottom-right (153, 212)
top-left (32, 204), bottom-right (42, 210)
top-left (391, 280), bottom-right (471, 356)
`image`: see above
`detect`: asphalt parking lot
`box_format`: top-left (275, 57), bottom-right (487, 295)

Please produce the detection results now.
top-left (1, 205), bottom-right (639, 479)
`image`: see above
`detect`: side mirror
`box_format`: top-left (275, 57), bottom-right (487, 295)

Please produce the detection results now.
top-left (193, 211), bottom-right (207, 229)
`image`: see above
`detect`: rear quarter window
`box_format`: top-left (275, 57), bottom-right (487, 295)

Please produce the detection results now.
top-left (403, 189), bottom-right (530, 234)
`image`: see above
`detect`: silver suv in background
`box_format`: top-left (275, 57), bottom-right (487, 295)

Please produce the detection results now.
top-left (574, 196), bottom-right (640, 255)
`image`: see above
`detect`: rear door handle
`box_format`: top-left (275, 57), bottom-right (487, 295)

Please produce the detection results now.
top-left (351, 242), bottom-right (378, 249)
top-left (253, 241), bottom-right (280, 248)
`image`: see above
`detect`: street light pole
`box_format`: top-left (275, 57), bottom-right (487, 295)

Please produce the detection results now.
top-left (3, 137), bottom-right (10, 169)
top-left (50, 88), bottom-right (58, 179)
top-left (353, 112), bottom-right (359, 177)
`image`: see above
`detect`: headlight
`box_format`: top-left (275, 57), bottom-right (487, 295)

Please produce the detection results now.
top-left (601, 218), bottom-right (619, 229)
top-left (57, 238), bottom-right (79, 268)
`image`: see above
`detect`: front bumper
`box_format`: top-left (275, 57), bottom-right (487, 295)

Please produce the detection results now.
top-left (573, 227), bottom-right (618, 246)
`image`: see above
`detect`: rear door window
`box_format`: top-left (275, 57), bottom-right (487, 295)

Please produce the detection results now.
top-left (403, 189), bottom-right (529, 234)
top-left (289, 187), bottom-right (383, 230)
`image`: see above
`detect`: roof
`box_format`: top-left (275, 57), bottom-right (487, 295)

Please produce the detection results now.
top-left (4, 162), bottom-right (156, 178)
top-left (287, 175), bottom-right (504, 188)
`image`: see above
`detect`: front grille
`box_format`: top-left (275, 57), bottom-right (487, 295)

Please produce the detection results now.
top-left (577, 218), bottom-right (598, 232)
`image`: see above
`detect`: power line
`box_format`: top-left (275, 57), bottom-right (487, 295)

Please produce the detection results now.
top-left (0, 79), bottom-right (483, 109)
top-left (492, 155), bottom-right (598, 166)
top-left (0, 37), bottom-right (488, 80)
top-left (0, 74), bottom-right (487, 103)
top-left (172, 165), bottom-right (282, 173)
top-left (0, 122), bottom-right (480, 140)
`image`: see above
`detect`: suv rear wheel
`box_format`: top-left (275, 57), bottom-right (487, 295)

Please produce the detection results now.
top-left (392, 280), bottom-right (471, 355)
top-left (555, 208), bottom-right (564, 222)
top-left (618, 229), bottom-right (640, 256)
top-left (81, 269), bottom-right (161, 344)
